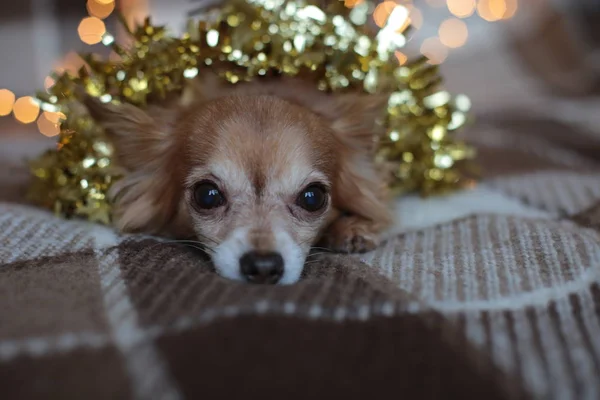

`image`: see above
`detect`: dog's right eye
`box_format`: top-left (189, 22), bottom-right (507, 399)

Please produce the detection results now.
top-left (296, 184), bottom-right (327, 212)
top-left (193, 182), bottom-right (225, 209)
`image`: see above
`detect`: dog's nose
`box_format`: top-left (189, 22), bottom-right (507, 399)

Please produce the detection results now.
top-left (239, 251), bottom-right (284, 284)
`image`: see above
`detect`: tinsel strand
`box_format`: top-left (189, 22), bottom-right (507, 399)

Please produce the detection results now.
top-left (28, 0), bottom-right (477, 225)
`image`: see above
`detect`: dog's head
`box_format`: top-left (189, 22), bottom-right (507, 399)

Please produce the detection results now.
top-left (83, 81), bottom-right (387, 284)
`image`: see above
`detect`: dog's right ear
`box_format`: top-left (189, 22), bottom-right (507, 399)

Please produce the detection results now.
top-left (78, 90), bottom-right (184, 235)
top-left (80, 92), bottom-right (175, 172)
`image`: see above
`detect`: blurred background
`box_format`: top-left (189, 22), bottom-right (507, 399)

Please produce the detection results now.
top-left (1, 0), bottom-right (600, 192)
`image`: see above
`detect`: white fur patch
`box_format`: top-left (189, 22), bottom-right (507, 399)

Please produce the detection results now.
top-left (274, 229), bottom-right (306, 285)
top-left (212, 227), bottom-right (251, 281)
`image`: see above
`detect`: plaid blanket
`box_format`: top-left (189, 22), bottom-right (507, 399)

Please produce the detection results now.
top-left (1, 111), bottom-right (600, 399)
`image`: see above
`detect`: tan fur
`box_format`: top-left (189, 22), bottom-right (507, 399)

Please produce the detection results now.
top-left (82, 73), bottom-right (393, 282)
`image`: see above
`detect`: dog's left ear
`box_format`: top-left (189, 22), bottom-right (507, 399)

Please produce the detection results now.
top-left (317, 92), bottom-right (393, 231)
top-left (317, 92), bottom-right (389, 152)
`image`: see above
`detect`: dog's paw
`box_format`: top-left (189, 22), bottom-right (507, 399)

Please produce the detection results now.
top-left (320, 216), bottom-right (381, 253)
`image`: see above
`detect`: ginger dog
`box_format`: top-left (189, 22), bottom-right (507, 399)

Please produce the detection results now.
top-left (83, 74), bottom-right (392, 284)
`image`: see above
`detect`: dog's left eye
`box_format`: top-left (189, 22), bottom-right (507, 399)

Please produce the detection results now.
top-left (296, 184), bottom-right (327, 212)
top-left (193, 182), bottom-right (225, 209)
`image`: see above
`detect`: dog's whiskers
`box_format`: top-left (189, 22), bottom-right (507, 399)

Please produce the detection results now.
top-left (170, 235), bottom-right (219, 246)
top-left (309, 246), bottom-right (331, 252)
top-left (181, 243), bottom-right (211, 253)
top-left (144, 239), bottom-right (217, 255)
top-left (303, 259), bottom-right (326, 266)
top-left (306, 251), bottom-right (329, 258)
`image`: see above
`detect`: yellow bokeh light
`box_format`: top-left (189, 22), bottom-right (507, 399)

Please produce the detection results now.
top-left (0, 89), bottom-right (16, 116)
top-left (395, 51), bottom-right (408, 65)
top-left (87, 0), bottom-right (115, 19)
top-left (373, 1), bottom-right (398, 28)
top-left (78, 17), bottom-right (106, 45)
top-left (490, 0), bottom-right (508, 18)
top-left (503, 0), bottom-right (518, 19)
top-left (447, 0), bottom-right (476, 18)
top-left (389, 5), bottom-right (412, 33)
top-left (44, 111), bottom-right (66, 124)
top-left (94, 0), bottom-right (113, 4)
top-left (438, 18), bottom-right (468, 48)
top-left (37, 112), bottom-right (62, 137)
top-left (13, 96), bottom-right (40, 124)
top-left (344, 0), bottom-right (363, 8)
top-left (420, 37), bottom-right (448, 65)
top-left (477, 0), bottom-right (507, 22)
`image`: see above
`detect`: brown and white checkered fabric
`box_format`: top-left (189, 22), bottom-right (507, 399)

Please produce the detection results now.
top-left (1, 112), bottom-right (600, 399)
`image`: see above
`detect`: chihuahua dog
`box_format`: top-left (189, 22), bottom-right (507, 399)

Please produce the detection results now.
top-left (83, 73), bottom-right (393, 284)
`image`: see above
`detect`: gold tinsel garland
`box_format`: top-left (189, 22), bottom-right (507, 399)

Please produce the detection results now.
top-left (28, 0), bottom-right (477, 225)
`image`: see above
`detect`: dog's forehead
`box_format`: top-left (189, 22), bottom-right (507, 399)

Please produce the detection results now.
top-left (186, 120), bottom-right (327, 196)
top-left (184, 95), bottom-right (336, 192)
top-left (211, 118), bottom-right (325, 193)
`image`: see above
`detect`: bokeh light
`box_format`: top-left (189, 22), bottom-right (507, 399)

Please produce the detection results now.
top-left (409, 6), bottom-right (423, 29)
top-left (78, 16), bottom-right (106, 45)
top-left (44, 111), bottom-right (66, 124)
top-left (420, 37), bottom-right (448, 65)
top-left (0, 89), bottom-right (16, 117)
top-left (395, 51), bottom-right (408, 65)
top-left (439, 18), bottom-right (468, 48)
top-left (344, 0), bottom-right (363, 8)
top-left (94, 0), bottom-right (114, 4)
top-left (447, 0), bottom-right (476, 18)
top-left (87, 0), bottom-right (115, 19)
top-left (13, 96), bottom-right (40, 124)
top-left (373, 1), bottom-right (398, 28)
top-left (477, 0), bottom-right (507, 22)
top-left (503, 0), bottom-right (518, 19)
top-left (37, 112), bottom-right (64, 137)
